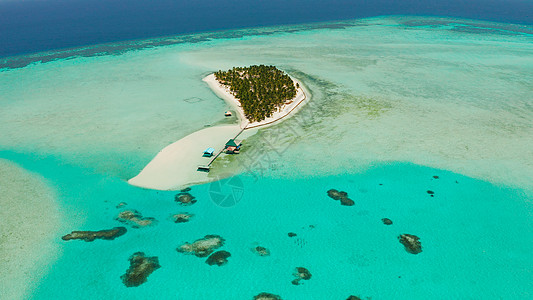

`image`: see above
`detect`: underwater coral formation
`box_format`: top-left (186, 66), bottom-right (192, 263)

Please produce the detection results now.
top-left (116, 210), bottom-right (156, 228)
top-left (121, 252), bottom-right (160, 287)
top-left (206, 250), bottom-right (231, 266)
top-left (252, 246), bottom-right (271, 256)
top-left (177, 234), bottom-right (225, 257)
top-left (327, 189), bottom-right (354, 206)
top-left (253, 292), bottom-right (282, 300)
top-left (398, 234), bottom-right (422, 254)
top-left (291, 267), bottom-right (312, 285)
top-left (61, 227), bottom-right (127, 242)
top-left (175, 192), bottom-right (197, 206)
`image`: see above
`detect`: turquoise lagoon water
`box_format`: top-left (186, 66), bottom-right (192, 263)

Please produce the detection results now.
top-left (1, 16), bottom-right (532, 299)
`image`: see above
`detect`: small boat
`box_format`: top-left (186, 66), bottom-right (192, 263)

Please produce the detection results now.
top-left (224, 111), bottom-right (232, 117)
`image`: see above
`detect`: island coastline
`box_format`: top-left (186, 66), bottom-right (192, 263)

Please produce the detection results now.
top-left (128, 71), bottom-right (308, 190)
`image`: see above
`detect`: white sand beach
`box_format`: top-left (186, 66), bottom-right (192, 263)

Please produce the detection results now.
top-left (0, 160), bottom-right (61, 300)
top-left (128, 125), bottom-right (242, 190)
top-left (129, 73), bottom-right (307, 190)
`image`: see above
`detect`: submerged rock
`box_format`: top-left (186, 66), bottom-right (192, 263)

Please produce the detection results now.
top-left (340, 197), bottom-right (355, 206)
top-left (288, 232), bottom-right (297, 237)
top-left (253, 292), bottom-right (282, 300)
top-left (121, 252), bottom-right (160, 287)
top-left (116, 202), bottom-right (127, 208)
top-left (62, 227), bottom-right (127, 242)
top-left (116, 210), bottom-right (156, 228)
top-left (291, 267), bottom-right (312, 285)
top-left (177, 234), bottom-right (225, 257)
top-left (398, 234), bottom-right (422, 254)
top-left (173, 213), bottom-right (194, 223)
top-left (252, 246), bottom-right (271, 256)
top-left (381, 218), bottom-right (393, 225)
top-left (206, 250), bottom-right (231, 266)
top-left (327, 189), bottom-right (347, 200)
top-left (181, 187), bottom-right (192, 192)
top-left (327, 189), bottom-right (354, 206)
top-left (433, 175), bottom-right (439, 179)
top-left (346, 296), bottom-right (362, 300)
top-left (426, 190), bottom-right (435, 195)
top-left (175, 192), bottom-right (197, 206)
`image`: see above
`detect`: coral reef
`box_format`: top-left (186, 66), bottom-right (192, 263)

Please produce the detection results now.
top-left (327, 189), bottom-right (354, 206)
top-left (177, 235), bottom-right (225, 257)
top-left (173, 213), bottom-right (194, 223)
top-left (291, 267), bottom-right (312, 285)
top-left (252, 246), bottom-right (271, 256)
top-left (121, 252), bottom-right (160, 287)
top-left (61, 227), bottom-right (127, 242)
top-left (253, 292), bottom-right (282, 300)
top-left (116, 210), bottom-right (156, 228)
top-left (398, 234), bottom-right (422, 254)
top-left (205, 250), bottom-right (231, 266)
top-left (381, 218), bottom-right (393, 225)
top-left (116, 202), bottom-right (127, 208)
top-left (175, 192), bottom-right (197, 206)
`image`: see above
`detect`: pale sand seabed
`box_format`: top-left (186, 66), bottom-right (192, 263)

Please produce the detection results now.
top-left (179, 18), bottom-right (533, 194)
top-left (0, 159), bottom-right (61, 300)
top-left (129, 74), bottom-right (307, 190)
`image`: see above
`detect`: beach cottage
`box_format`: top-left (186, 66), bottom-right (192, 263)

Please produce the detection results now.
top-left (225, 139), bottom-right (241, 154)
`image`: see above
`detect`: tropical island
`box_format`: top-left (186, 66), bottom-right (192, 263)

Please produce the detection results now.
top-left (129, 65), bottom-right (306, 190)
top-left (214, 65), bottom-right (298, 122)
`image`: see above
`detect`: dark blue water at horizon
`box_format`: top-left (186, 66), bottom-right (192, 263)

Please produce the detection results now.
top-left (1, 0), bottom-right (532, 58)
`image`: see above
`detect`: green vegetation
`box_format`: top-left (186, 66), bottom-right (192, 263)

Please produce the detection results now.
top-left (214, 65), bottom-right (297, 122)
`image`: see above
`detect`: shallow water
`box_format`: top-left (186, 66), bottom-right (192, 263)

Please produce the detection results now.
top-left (0, 16), bottom-right (532, 299)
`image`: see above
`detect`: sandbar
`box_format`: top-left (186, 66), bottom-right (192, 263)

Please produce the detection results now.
top-left (0, 159), bottom-right (61, 300)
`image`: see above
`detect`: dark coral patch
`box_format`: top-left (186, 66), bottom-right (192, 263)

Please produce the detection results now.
top-left (433, 175), bottom-right (439, 179)
top-left (180, 187), bottom-right (192, 192)
top-left (62, 227), bottom-right (127, 242)
top-left (288, 232), bottom-right (297, 237)
top-left (173, 213), bottom-right (194, 223)
top-left (292, 267), bottom-right (312, 285)
top-left (327, 189), bottom-right (354, 206)
top-left (398, 234), bottom-right (422, 254)
top-left (116, 210), bottom-right (156, 228)
top-left (252, 246), bottom-right (271, 256)
top-left (327, 189), bottom-right (347, 200)
top-left (426, 190), bottom-right (435, 195)
top-left (121, 252), bottom-right (160, 287)
top-left (205, 250), bottom-right (231, 266)
top-left (116, 202), bottom-right (127, 208)
top-left (177, 234), bottom-right (225, 257)
top-left (346, 296), bottom-right (362, 300)
top-left (175, 192), bottom-right (197, 206)
top-left (340, 197), bottom-right (355, 206)
top-left (381, 218), bottom-right (393, 225)
top-left (253, 292), bottom-right (282, 300)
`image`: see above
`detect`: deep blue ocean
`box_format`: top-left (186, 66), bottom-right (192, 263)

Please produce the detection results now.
top-left (1, 0), bottom-right (532, 58)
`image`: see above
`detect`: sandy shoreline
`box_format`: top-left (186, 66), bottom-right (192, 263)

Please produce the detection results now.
top-left (129, 73), bottom-right (307, 190)
top-left (0, 159), bottom-right (61, 300)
